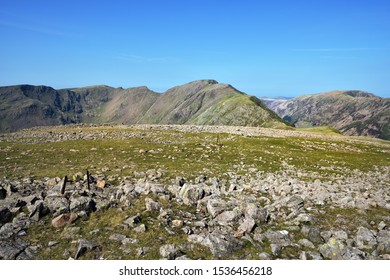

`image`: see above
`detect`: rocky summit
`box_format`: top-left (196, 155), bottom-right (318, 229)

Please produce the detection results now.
top-left (0, 124), bottom-right (389, 260)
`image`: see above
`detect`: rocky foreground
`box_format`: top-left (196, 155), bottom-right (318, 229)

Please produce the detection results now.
top-left (0, 125), bottom-right (389, 260)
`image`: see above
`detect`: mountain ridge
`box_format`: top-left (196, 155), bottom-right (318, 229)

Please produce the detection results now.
top-left (0, 80), bottom-right (289, 132)
top-left (262, 90), bottom-right (390, 140)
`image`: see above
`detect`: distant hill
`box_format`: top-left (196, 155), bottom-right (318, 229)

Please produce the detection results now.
top-left (262, 90), bottom-right (390, 140)
top-left (0, 80), bottom-right (289, 132)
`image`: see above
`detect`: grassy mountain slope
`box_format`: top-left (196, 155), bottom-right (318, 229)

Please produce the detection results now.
top-left (0, 80), bottom-right (289, 131)
top-left (262, 90), bottom-right (390, 140)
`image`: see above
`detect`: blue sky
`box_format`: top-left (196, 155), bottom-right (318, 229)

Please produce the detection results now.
top-left (0, 0), bottom-right (389, 97)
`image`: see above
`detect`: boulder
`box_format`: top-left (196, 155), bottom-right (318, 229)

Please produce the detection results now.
top-left (206, 198), bottom-right (226, 218)
top-left (202, 230), bottom-right (243, 258)
top-left (178, 184), bottom-right (205, 206)
top-left (245, 203), bottom-right (268, 225)
top-left (159, 244), bottom-right (182, 260)
top-left (377, 230), bottom-right (390, 254)
top-left (70, 197), bottom-right (96, 214)
top-left (355, 227), bottom-right (377, 249)
top-left (264, 230), bottom-right (292, 246)
top-left (301, 226), bottom-right (323, 244)
top-left (319, 238), bottom-right (365, 260)
top-left (74, 239), bottom-right (99, 259)
top-left (44, 196), bottom-right (69, 215)
top-left (215, 210), bottom-right (241, 227)
top-left (51, 213), bottom-right (78, 228)
top-left (124, 215), bottom-right (141, 227)
top-left (145, 198), bottom-right (161, 212)
top-left (0, 238), bottom-right (29, 260)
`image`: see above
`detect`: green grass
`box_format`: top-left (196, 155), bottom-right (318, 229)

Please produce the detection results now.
top-left (1, 126), bottom-right (389, 181)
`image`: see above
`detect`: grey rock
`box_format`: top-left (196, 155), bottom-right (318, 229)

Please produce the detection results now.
top-left (159, 244), bottom-right (182, 260)
top-left (202, 230), bottom-right (243, 258)
top-left (301, 226), bottom-right (323, 244)
top-left (179, 184), bottom-right (205, 206)
top-left (237, 218), bottom-right (256, 234)
top-left (377, 230), bottom-right (390, 254)
top-left (133, 224), bottom-right (146, 233)
top-left (70, 197), bottom-right (96, 214)
top-left (48, 241), bottom-right (59, 247)
top-left (286, 195), bottom-right (304, 211)
top-left (245, 203), bottom-right (268, 225)
top-left (378, 221), bottom-right (387, 231)
top-left (28, 201), bottom-right (49, 222)
top-left (271, 244), bottom-right (282, 256)
top-left (136, 247), bottom-right (149, 257)
top-left (298, 239), bottom-right (315, 249)
top-left (0, 238), bottom-right (29, 260)
top-left (206, 198), bottom-right (226, 218)
top-left (319, 238), bottom-right (366, 260)
top-left (45, 196), bottom-right (69, 215)
top-left (258, 252), bottom-right (272, 260)
top-left (264, 230), bottom-right (292, 246)
top-left (145, 198), bottom-right (161, 212)
top-left (215, 210), bottom-right (241, 227)
top-left (75, 239), bottom-right (99, 259)
top-left (355, 227), bottom-right (377, 249)
top-left (109, 233), bottom-right (127, 242)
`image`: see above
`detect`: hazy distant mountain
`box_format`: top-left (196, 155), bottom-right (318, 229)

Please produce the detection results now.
top-left (262, 90), bottom-right (390, 140)
top-left (0, 80), bottom-right (289, 132)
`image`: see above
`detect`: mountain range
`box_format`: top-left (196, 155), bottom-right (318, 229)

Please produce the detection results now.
top-left (0, 80), bottom-right (289, 132)
top-left (1, 81), bottom-right (389, 140)
top-left (262, 90), bottom-right (390, 140)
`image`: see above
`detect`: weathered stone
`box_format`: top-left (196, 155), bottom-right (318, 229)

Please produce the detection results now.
top-left (0, 207), bottom-right (12, 225)
top-left (298, 239), bottom-right (315, 249)
top-left (159, 244), bottom-right (182, 260)
top-left (172, 219), bottom-right (184, 228)
top-left (377, 230), bottom-right (390, 254)
top-left (48, 241), bottom-right (59, 248)
top-left (301, 226), bottom-right (323, 244)
top-left (206, 198), bottom-right (226, 218)
top-left (75, 239), bottom-right (99, 259)
top-left (237, 218), bottom-right (256, 234)
top-left (28, 201), bottom-right (50, 222)
top-left (51, 213), bottom-right (78, 228)
top-left (202, 230), bottom-right (244, 258)
top-left (70, 197), bottom-right (96, 214)
top-left (215, 210), bottom-right (241, 227)
top-left (286, 195), bottom-right (304, 211)
top-left (319, 238), bottom-right (365, 260)
top-left (264, 230), bottom-right (292, 246)
top-left (124, 215), bottom-right (141, 227)
top-left (0, 238), bottom-right (29, 259)
top-left (179, 184), bottom-right (205, 205)
top-left (45, 196), bottom-right (69, 214)
top-left (145, 198), bottom-right (161, 212)
top-left (245, 203), bottom-right (268, 225)
top-left (133, 224), bottom-right (146, 233)
top-left (109, 233), bottom-right (127, 242)
top-left (96, 180), bottom-right (106, 188)
top-left (355, 227), bottom-right (377, 249)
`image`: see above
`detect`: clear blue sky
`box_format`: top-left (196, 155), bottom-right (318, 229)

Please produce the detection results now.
top-left (1, 0), bottom-right (389, 97)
